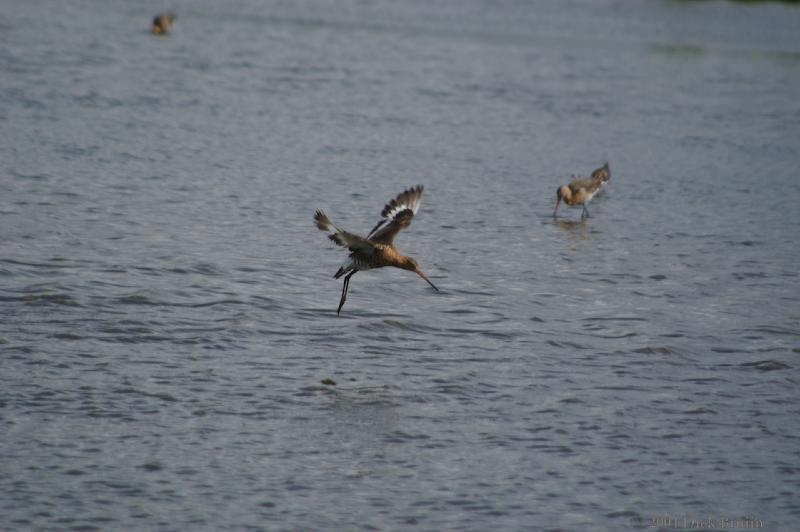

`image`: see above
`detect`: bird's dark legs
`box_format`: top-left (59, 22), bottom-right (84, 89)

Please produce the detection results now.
top-left (581, 205), bottom-right (590, 219)
top-left (337, 271), bottom-right (357, 315)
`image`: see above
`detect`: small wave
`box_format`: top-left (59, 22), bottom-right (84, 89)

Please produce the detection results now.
top-left (711, 347), bottom-right (745, 354)
top-left (96, 334), bottom-right (177, 345)
top-left (632, 346), bottom-right (674, 354)
top-left (49, 332), bottom-right (85, 341)
top-left (1, 258), bottom-right (76, 269)
top-left (595, 385), bottom-right (650, 392)
top-left (380, 319), bottom-right (441, 333)
top-left (586, 332), bottom-right (638, 339)
top-left (441, 327), bottom-right (517, 340)
top-left (682, 408), bottom-right (718, 415)
top-left (385, 430), bottom-right (432, 443)
top-left (138, 462), bottom-right (163, 472)
top-left (112, 387), bottom-right (179, 403)
top-left (97, 325), bottom-right (154, 335)
top-left (116, 294), bottom-right (158, 306)
top-left (632, 290), bottom-right (675, 299)
top-left (547, 339), bottom-right (590, 350)
top-left (584, 316), bottom-right (647, 322)
top-left (7, 293), bottom-right (83, 307)
top-left (739, 325), bottom-right (799, 338)
top-left (189, 299), bottom-right (246, 308)
top-left (168, 263), bottom-right (224, 276)
top-left (431, 383), bottom-right (472, 397)
top-left (559, 397), bottom-right (584, 404)
top-left (685, 377), bottom-right (729, 384)
top-left (441, 307), bottom-right (478, 315)
top-left (724, 240), bottom-right (761, 247)
top-left (739, 360), bottom-right (790, 371)
top-left (732, 271), bottom-right (768, 280)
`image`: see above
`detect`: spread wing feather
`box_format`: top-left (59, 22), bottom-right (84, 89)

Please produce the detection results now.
top-left (367, 185), bottom-right (424, 244)
top-left (314, 210), bottom-right (376, 253)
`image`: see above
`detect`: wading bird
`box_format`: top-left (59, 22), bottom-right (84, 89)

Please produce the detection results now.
top-left (151, 13), bottom-right (175, 35)
top-left (553, 162), bottom-right (610, 219)
top-left (314, 185), bottom-right (439, 314)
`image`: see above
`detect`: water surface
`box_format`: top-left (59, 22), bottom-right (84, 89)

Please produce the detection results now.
top-left (2, 0), bottom-right (799, 530)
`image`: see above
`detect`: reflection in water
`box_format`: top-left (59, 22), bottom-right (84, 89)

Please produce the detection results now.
top-left (552, 218), bottom-right (592, 241)
top-left (553, 218), bottom-right (586, 231)
top-left (325, 386), bottom-right (402, 475)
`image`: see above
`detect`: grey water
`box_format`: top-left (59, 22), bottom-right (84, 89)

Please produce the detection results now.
top-left (2, 0), bottom-right (799, 530)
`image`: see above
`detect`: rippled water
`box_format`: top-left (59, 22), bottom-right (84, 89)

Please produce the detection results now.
top-left (2, 0), bottom-right (799, 530)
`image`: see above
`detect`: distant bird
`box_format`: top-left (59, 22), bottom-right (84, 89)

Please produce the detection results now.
top-left (553, 162), bottom-right (611, 219)
top-left (151, 13), bottom-right (175, 35)
top-left (314, 185), bottom-right (439, 314)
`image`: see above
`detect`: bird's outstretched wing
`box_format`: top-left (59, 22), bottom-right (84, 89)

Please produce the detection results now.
top-left (315, 210), bottom-right (376, 253)
top-left (367, 185), bottom-right (424, 245)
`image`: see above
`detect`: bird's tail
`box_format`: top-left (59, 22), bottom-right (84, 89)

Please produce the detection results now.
top-left (334, 262), bottom-right (352, 279)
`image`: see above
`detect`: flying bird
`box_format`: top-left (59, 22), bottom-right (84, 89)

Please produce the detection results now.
top-left (314, 185), bottom-right (439, 314)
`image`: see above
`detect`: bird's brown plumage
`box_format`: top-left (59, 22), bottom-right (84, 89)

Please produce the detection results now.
top-left (314, 186), bottom-right (437, 314)
top-left (554, 163), bottom-right (611, 218)
top-left (151, 13), bottom-right (175, 35)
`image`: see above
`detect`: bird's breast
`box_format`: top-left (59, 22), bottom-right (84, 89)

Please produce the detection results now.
top-left (375, 246), bottom-right (405, 268)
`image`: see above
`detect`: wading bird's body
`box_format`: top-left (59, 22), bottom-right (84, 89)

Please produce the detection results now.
top-left (554, 163), bottom-right (610, 219)
top-left (151, 13), bottom-right (175, 35)
top-left (314, 186), bottom-right (438, 314)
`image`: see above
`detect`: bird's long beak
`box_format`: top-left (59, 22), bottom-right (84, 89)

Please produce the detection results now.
top-left (415, 269), bottom-right (439, 291)
top-left (553, 197), bottom-right (561, 217)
